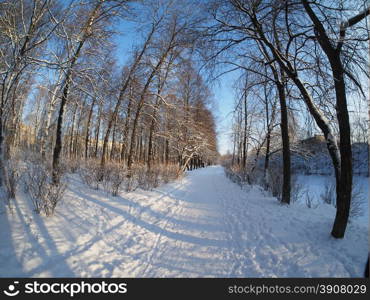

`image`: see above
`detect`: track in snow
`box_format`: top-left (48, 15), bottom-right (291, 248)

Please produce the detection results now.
top-left (0, 166), bottom-right (367, 277)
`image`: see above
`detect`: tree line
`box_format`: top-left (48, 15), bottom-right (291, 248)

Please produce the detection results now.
top-left (201, 0), bottom-right (369, 238)
top-left (0, 0), bottom-right (218, 210)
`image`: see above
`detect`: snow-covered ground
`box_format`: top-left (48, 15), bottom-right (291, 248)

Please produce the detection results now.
top-left (294, 174), bottom-right (369, 226)
top-left (0, 166), bottom-right (368, 277)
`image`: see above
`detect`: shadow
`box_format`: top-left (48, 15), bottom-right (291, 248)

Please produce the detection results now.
top-left (69, 187), bottom-right (228, 249)
top-left (42, 218), bottom-right (128, 263)
top-left (68, 184), bottom-right (223, 234)
top-left (144, 252), bottom-right (233, 277)
top-left (0, 204), bottom-right (24, 277)
top-left (18, 196), bottom-right (75, 277)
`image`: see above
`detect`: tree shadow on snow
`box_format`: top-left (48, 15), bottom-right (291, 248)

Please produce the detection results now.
top-left (12, 196), bottom-right (75, 277)
top-left (68, 187), bottom-right (228, 249)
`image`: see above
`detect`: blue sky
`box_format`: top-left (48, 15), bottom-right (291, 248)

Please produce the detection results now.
top-left (210, 74), bottom-right (238, 155)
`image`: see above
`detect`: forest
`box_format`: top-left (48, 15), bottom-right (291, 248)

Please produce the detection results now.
top-left (0, 0), bottom-right (218, 212)
top-left (0, 0), bottom-right (369, 278)
top-left (214, 0), bottom-right (369, 239)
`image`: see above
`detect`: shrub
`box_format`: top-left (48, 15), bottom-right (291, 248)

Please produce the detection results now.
top-left (320, 181), bottom-right (336, 205)
top-left (320, 180), bottom-right (366, 221)
top-left (145, 169), bottom-right (160, 189)
top-left (78, 160), bottom-right (102, 190)
top-left (64, 158), bottom-right (79, 173)
top-left (224, 165), bottom-right (246, 188)
top-left (78, 160), bottom-right (183, 193)
top-left (124, 163), bottom-right (182, 192)
top-left (266, 168), bottom-right (283, 200)
top-left (3, 159), bottom-right (21, 205)
top-left (290, 176), bottom-right (306, 203)
top-left (349, 183), bottom-right (366, 221)
top-left (102, 163), bottom-right (126, 196)
top-left (304, 190), bottom-right (318, 209)
top-left (24, 162), bottom-right (65, 216)
top-left (44, 181), bottom-right (66, 216)
top-left (162, 164), bottom-right (181, 183)
top-left (135, 164), bottom-right (147, 190)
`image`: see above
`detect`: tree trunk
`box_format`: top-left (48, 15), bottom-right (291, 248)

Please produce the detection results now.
top-left (120, 86), bottom-right (133, 163)
top-left (52, 53), bottom-right (82, 184)
top-left (52, 2), bottom-right (102, 184)
top-left (263, 82), bottom-right (272, 184)
top-left (69, 102), bottom-right (78, 159)
top-left (277, 81), bottom-right (291, 204)
top-left (329, 57), bottom-right (352, 238)
top-left (264, 131), bottom-right (271, 181)
top-left (84, 98), bottom-right (96, 160)
top-left (94, 106), bottom-right (102, 159)
top-left (110, 118), bottom-right (117, 161)
top-left (40, 73), bottom-right (63, 159)
top-left (242, 85), bottom-right (248, 169)
top-left (148, 64), bottom-right (171, 170)
top-left (147, 121), bottom-right (155, 170)
top-left (165, 139), bottom-right (169, 165)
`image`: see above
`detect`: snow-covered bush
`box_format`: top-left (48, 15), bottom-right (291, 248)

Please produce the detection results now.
top-left (123, 163), bottom-right (183, 192)
top-left (248, 167), bottom-right (264, 187)
top-left (320, 181), bottom-right (336, 205)
top-left (63, 158), bottom-right (79, 174)
top-left (77, 160), bottom-right (183, 193)
top-left (145, 169), bottom-right (161, 189)
top-left (3, 159), bottom-right (21, 204)
top-left (129, 164), bottom-right (161, 191)
top-left (123, 176), bottom-right (134, 192)
top-left (135, 164), bottom-right (147, 190)
top-left (304, 190), bottom-right (318, 209)
top-left (290, 176), bottom-right (306, 203)
top-left (78, 160), bottom-right (102, 190)
top-left (267, 168), bottom-right (283, 200)
top-left (24, 162), bottom-right (66, 216)
top-left (122, 164), bottom-right (144, 192)
top-left (162, 164), bottom-right (180, 183)
top-left (224, 165), bottom-right (246, 188)
top-left (102, 163), bottom-right (126, 196)
top-left (320, 180), bottom-right (366, 221)
top-left (44, 181), bottom-right (66, 216)
top-left (349, 183), bottom-right (366, 221)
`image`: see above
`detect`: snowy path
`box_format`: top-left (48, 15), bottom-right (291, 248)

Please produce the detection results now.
top-left (0, 166), bottom-right (368, 277)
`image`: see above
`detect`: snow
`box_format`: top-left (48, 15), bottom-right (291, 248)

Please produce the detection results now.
top-left (0, 166), bottom-right (368, 277)
top-left (294, 174), bottom-right (369, 226)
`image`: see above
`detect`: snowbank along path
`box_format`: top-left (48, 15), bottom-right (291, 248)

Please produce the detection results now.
top-left (0, 166), bottom-right (368, 277)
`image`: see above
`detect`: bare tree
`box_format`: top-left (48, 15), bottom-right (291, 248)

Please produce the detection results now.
top-left (0, 0), bottom-right (64, 185)
top-left (301, 0), bottom-right (370, 238)
top-left (51, 0), bottom-right (129, 184)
